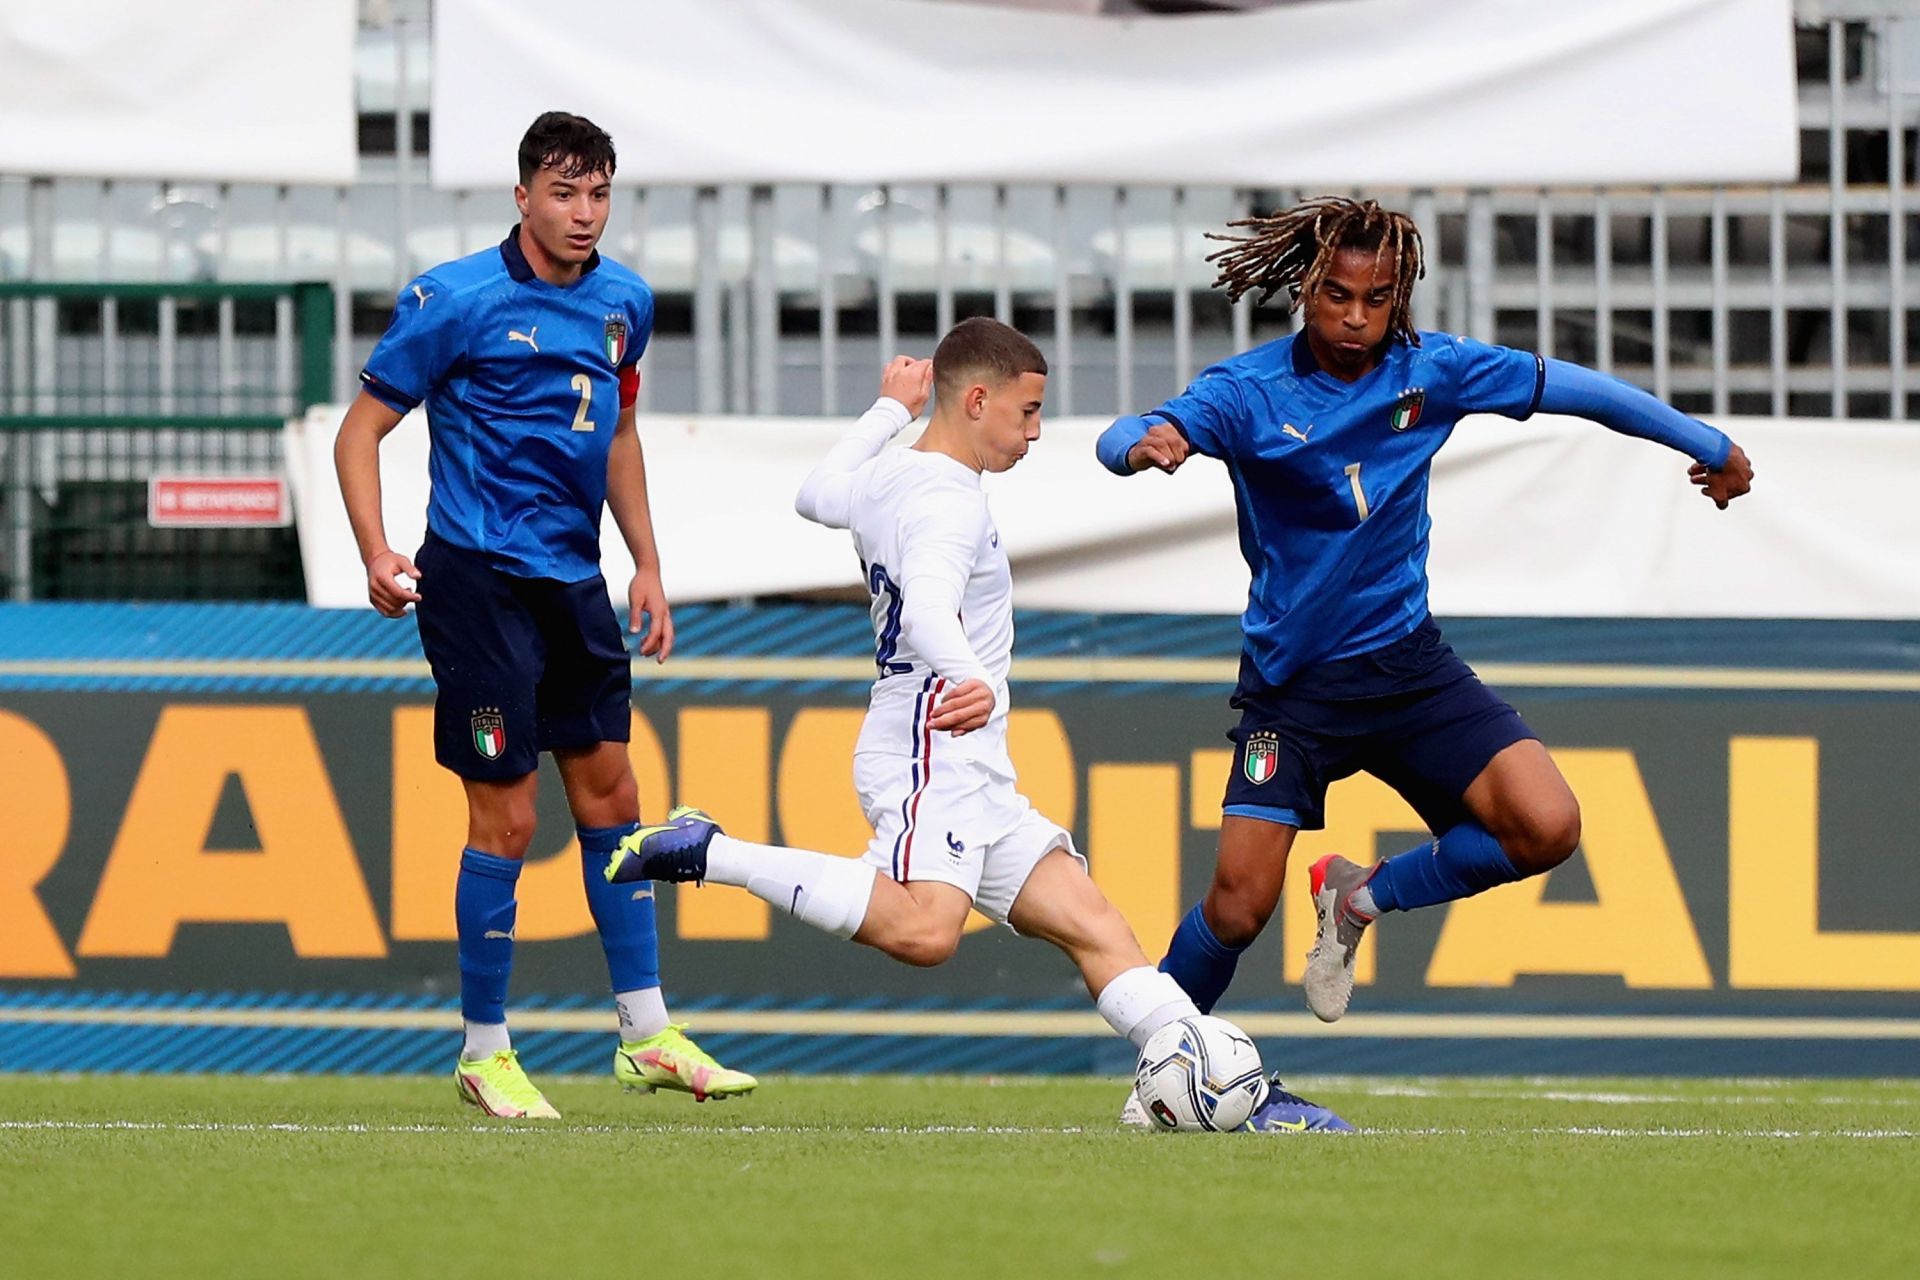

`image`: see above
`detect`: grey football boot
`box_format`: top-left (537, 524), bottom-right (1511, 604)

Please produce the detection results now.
top-left (1303, 854), bottom-right (1380, 1022)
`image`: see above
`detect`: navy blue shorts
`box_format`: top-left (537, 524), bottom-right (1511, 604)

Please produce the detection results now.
top-left (413, 531), bottom-right (631, 781)
top-left (1221, 618), bottom-right (1535, 834)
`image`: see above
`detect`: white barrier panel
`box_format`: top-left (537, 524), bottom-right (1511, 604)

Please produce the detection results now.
top-left (0, 0), bottom-right (358, 184)
top-left (432, 0), bottom-right (1796, 188)
top-left (286, 407), bottom-right (1920, 620)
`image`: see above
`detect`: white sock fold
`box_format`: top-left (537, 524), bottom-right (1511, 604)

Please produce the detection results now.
top-left (1096, 966), bottom-right (1200, 1049)
top-left (461, 1020), bottom-right (511, 1061)
top-left (706, 833), bottom-right (878, 939)
top-left (615, 986), bottom-right (669, 1042)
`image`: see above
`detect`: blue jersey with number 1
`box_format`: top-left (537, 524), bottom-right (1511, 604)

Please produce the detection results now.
top-left (1149, 331), bottom-right (1543, 688)
top-left (360, 228), bottom-right (654, 582)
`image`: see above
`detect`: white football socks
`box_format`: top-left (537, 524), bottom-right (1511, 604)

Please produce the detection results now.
top-left (461, 1020), bottom-right (511, 1061)
top-left (705, 833), bottom-right (878, 939)
top-left (615, 985), bottom-right (670, 1043)
top-left (1096, 966), bottom-right (1200, 1048)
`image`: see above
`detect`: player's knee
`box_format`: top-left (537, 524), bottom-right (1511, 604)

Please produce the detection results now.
top-left (470, 801), bottom-right (538, 861)
top-left (597, 771), bottom-right (638, 820)
top-left (1504, 798), bottom-right (1581, 874)
top-left (888, 921), bottom-right (963, 968)
top-left (1202, 884), bottom-right (1274, 949)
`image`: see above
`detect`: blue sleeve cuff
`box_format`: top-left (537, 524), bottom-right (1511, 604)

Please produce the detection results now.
top-left (1701, 429), bottom-right (1732, 470)
top-left (1536, 358), bottom-right (1729, 467)
top-left (1521, 353), bottom-right (1546, 420)
top-left (1096, 415), bottom-right (1153, 475)
top-left (359, 370), bottom-right (420, 414)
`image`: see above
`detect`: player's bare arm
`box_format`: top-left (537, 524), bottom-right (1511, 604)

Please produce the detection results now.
top-left (606, 399), bottom-right (674, 662)
top-left (334, 388), bottom-right (420, 617)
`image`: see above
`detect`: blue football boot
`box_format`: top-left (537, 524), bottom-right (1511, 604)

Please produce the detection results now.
top-left (1241, 1075), bottom-right (1356, 1133)
top-left (604, 806), bottom-right (721, 885)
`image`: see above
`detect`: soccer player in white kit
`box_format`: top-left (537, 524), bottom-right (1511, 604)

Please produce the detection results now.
top-left (604, 319), bottom-right (1208, 1063)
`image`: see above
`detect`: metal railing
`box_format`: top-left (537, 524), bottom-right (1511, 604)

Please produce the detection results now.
top-left (3, 12), bottom-right (1920, 416)
top-left (0, 281), bottom-right (330, 600)
top-left (0, 9), bottom-right (1913, 423)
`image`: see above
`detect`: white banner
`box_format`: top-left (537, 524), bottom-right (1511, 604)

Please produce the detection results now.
top-left (431, 0), bottom-right (1797, 188)
top-left (0, 0), bottom-right (358, 183)
top-left (286, 408), bottom-right (1920, 620)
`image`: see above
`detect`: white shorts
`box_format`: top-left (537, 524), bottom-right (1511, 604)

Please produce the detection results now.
top-left (854, 750), bottom-right (1083, 927)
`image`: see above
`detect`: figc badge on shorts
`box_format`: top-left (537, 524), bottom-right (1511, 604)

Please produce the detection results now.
top-left (1243, 730), bottom-right (1279, 785)
top-left (604, 316), bottom-right (628, 366)
top-left (472, 708), bottom-right (506, 760)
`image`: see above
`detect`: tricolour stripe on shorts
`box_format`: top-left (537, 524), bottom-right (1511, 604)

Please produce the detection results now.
top-left (891, 674), bottom-right (937, 880)
top-left (900, 676), bottom-right (945, 882)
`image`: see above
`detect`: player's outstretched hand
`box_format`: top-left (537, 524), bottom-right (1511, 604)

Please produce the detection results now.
top-left (629, 565), bottom-right (675, 663)
top-left (879, 355), bottom-right (935, 419)
top-left (366, 548), bottom-right (421, 618)
top-left (1126, 422), bottom-right (1189, 474)
top-left (928, 677), bottom-right (994, 736)
top-left (1691, 442), bottom-right (1753, 510)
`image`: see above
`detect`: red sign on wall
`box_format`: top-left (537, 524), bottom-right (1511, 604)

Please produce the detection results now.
top-left (148, 476), bottom-right (291, 529)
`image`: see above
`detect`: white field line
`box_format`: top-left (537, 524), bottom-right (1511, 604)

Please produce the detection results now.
top-left (1345, 1083), bottom-right (1918, 1106)
top-left (0, 1119), bottom-right (1912, 1140)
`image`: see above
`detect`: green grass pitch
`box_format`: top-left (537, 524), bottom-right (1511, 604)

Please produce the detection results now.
top-left (3, 1074), bottom-right (1915, 1279)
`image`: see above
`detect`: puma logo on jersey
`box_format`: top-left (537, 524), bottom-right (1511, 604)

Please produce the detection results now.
top-left (631, 887), bottom-right (654, 902)
top-left (1280, 423), bottom-right (1311, 444)
top-left (411, 284), bottom-right (433, 308)
top-left (483, 929), bottom-right (515, 940)
top-left (508, 327), bottom-right (539, 352)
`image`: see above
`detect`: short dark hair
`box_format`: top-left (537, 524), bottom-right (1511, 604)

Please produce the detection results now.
top-left (517, 111), bottom-right (617, 187)
top-left (932, 317), bottom-right (1048, 398)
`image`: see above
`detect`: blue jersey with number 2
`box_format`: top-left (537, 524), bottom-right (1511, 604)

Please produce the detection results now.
top-left (1150, 331), bottom-right (1544, 687)
top-left (360, 228), bottom-right (654, 581)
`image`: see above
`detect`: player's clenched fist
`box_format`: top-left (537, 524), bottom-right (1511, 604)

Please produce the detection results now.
top-left (1126, 421), bottom-right (1189, 474)
top-left (928, 677), bottom-right (995, 735)
top-left (1690, 442), bottom-right (1753, 510)
top-left (879, 355), bottom-right (935, 419)
top-left (366, 548), bottom-right (422, 617)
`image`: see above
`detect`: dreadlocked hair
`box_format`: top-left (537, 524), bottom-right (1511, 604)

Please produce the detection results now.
top-left (1205, 196), bottom-right (1426, 347)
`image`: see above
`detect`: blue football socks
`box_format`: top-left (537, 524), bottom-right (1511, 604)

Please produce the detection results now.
top-left (1158, 903), bottom-right (1248, 1013)
top-left (455, 847), bottom-right (522, 1026)
top-left (578, 822), bottom-right (661, 993)
top-left (1367, 821), bottom-right (1521, 913)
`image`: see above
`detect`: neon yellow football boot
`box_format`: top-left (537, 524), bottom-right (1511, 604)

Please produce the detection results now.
top-left (454, 1048), bottom-right (561, 1119)
top-left (614, 1024), bottom-right (758, 1102)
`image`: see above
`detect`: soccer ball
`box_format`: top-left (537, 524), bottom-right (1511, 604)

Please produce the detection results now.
top-left (1134, 1015), bottom-right (1266, 1132)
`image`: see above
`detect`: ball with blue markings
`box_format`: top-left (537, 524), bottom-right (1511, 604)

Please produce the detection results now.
top-left (1134, 1015), bottom-right (1265, 1133)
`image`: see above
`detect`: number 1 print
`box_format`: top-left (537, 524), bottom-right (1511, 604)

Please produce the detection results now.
top-left (1343, 462), bottom-right (1370, 521)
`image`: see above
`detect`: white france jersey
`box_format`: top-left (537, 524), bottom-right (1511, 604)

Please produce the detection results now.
top-left (845, 448), bottom-right (1014, 768)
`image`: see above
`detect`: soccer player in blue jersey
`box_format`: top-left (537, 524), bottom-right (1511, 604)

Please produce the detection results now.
top-left (334, 111), bottom-right (755, 1118)
top-left (1097, 196), bottom-right (1753, 1034)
